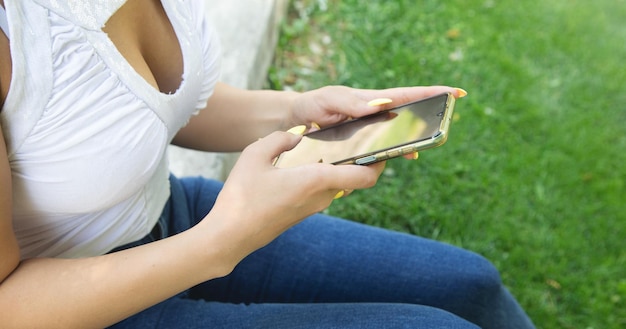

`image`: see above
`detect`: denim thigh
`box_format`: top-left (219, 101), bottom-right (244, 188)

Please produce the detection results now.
top-left (110, 175), bottom-right (534, 329)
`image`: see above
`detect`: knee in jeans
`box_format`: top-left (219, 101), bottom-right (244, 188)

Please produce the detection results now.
top-left (454, 252), bottom-right (504, 301)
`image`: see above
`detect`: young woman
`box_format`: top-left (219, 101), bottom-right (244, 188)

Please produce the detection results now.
top-left (0, 1), bottom-right (534, 328)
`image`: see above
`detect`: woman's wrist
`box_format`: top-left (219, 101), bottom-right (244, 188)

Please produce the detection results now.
top-left (278, 89), bottom-right (304, 131)
top-left (191, 207), bottom-right (264, 278)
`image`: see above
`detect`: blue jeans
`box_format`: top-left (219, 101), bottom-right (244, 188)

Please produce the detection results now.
top-left (109, 175), bottom-right (535, 328)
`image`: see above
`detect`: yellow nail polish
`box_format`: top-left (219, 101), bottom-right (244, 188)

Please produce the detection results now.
top-left (311, 122), bottom-right (321, 130)
top-left (286, 125), bottom-right (307, 135)
top-left (454, 88), bottom-right (468, 98)
top-left (412, 152), bottom-right (419, 160)
top-left (334, 190), bottom-right (345, 199)
top-left (367, 98), bottom-right (393, 107)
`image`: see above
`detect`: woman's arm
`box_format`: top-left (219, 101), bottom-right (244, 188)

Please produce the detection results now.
top-left (172, 82), bottom-right (301, 152)
top-left (172, 82), bottom-right (467, 152)
top-left (0, 125), bottom-right (241, 328)
top-left (0, 230), bottom-right (235, 329)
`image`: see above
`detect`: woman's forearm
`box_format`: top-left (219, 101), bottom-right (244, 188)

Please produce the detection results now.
top-left (172, 83), bottom-right (468, 153)
top-left (0, 224), bottom-right (236, 329)
top-left (172, 82), bottom-right (301, 152)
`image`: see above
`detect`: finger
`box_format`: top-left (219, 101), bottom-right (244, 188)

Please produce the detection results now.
top-left (358, 86), bottom-right (468, 110)
top-left (402, 152), bottom-right (419, 160)
top-left (333, 189), bottom-right (355, 200)
top-left (313, 86), bottom-right (381, 119)
top-left (333, 190), bottom-right (347, 200)
top-left (286, 125), bottom-right (307, 135)
top-left (249, 131), bottom-right (303, 163)
top-left (333, 86), bottom-right (466, 121)
top-left (308, 122), bottom-right (321, 133)
top-left (366, 98), bottom-right (393, 107)
top-left (320, 161), bottom-right (386, 191)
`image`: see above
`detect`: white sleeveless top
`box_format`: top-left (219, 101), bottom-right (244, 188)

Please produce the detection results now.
top-left (0, 0), bottom-right (221, 259)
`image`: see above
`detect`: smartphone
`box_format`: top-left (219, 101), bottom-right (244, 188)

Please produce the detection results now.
top-left (274, 92), bottom-right (456, 168)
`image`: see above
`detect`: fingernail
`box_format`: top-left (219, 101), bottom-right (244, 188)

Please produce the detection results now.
top-left (367, 98), bottom-right (393, 107)
top-left (311, 122), bottom-right (321, 130)
top-left (411, 152), bottom-right (419, 160)
top-left (286, 125), bottom-right (307, 135)
top-left (454, 88), bottom-right (468, 98)
top-left (334, 190), bottom-right (345, 199)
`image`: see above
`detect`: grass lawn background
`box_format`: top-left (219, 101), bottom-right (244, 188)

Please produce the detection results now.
top-left (269, 0), bottom-right (626, 327)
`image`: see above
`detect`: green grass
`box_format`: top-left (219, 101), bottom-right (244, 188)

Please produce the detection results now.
top-left (268, 0), bottom-right (626, 327)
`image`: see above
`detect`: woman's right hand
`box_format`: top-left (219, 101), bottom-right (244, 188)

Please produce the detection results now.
top-left (200, 129), bottom-right (385, 262)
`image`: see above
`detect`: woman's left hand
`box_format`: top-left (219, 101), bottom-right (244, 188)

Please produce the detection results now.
top-left (287, 85), bottom-right (467, 130)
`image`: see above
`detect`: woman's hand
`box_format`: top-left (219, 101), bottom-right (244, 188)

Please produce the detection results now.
top-left (201, 130), bottom-right (385, 261)
top-left (288, 85), bottom-right (467, 130)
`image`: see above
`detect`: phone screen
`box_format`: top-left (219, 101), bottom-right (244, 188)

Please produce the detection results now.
top-left (275, 93), bottom-right (455, 167)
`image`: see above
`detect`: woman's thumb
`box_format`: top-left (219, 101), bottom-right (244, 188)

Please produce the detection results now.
top-left (250, 129), bottom-right (304, 162)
